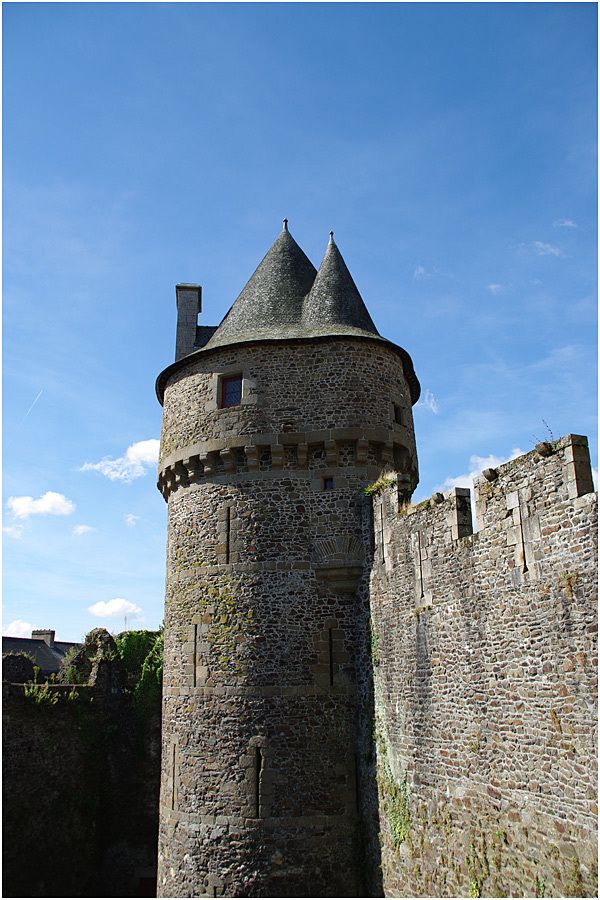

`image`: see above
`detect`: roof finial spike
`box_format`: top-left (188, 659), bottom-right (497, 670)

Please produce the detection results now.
top-left (329, 230), bottom-right (334, 239)
top-left (283, 218), bottom-right (288, 231)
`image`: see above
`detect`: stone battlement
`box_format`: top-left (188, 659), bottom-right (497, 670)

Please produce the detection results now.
top-left (368, 434), bottom-right (597, 897)
top-left (383, 432), bottom-right (590, 526)
top-left (157, 429), bottom-right (413, 500)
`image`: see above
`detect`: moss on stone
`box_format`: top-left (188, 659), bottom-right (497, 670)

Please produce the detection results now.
top-left (363, 475), bottom-right (397, 496)
top-left (376, 730), bottom-right (411, 850)
top-left (201, 574), bottom-right (254, 675)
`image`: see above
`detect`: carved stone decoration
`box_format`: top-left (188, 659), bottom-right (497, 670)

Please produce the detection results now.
top-left (311, 534), bottom-right (365, 594)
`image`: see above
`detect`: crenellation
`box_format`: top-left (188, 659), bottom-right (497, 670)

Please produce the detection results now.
top-left (158, 434), bottom-right (416, 500)
top-left (220, 448), bottom-right (236, 473)
top-left (564, 434), bottom-right (595, 499)
top-left (473, 434), bottom-right (593, 529)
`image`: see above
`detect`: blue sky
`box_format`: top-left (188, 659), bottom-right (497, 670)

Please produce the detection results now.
top-left (4, 2), bottom-right (597, 641)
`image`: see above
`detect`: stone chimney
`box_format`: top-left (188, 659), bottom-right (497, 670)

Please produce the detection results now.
top-left (32, 629), bottom-right (55, 647)
top-left (175, 284), bottom-right (202, 361)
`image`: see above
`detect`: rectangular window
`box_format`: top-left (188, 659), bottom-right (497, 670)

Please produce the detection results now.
top-left (323, 477), bottom-right (334, 490)
top-left (225, 506), bottom-right (231, 564)
top-left (171, 743), bottom-right (178, 810)
top-left (193, 623), bottom-right (198, 687)
top-left (220, 375), bottom-right (242, 408)
top-left (254, 747), bottom-right (263, 818)
top-left (394, 404), bottom-right (403, 425)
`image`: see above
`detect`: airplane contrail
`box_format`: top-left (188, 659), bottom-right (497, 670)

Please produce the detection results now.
top-left (18, 389), bottom-right (43, 428)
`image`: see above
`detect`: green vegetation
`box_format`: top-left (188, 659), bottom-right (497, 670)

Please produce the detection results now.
top-left (377, 729), bottom-right (410, 849)
top-left (372, 719), bottom-right (412, 851)
top-left (24, 681), bottom-right (60, 706)
top-left (431, 806), bottom-right (454, 838)
top-left (566, 857), bottom-right (584, 897)
top-left (61, 646), bottom-right (84, 684)
top-left (363, 475), bottom-right (397, 496)
top-left (134, 632), bottom-right (164, 714)
top-left (383, 763), bottom-right (410, 848)
top-left (115, 630), bottom-right (158, 688)
top-left (466, 834), bottom-right (490, 900)
top-left (115, 628), bottom-right (164, 715)
top-left (469, 735), bottom-right (481, 753)
top-left (370, 623), bottom-right (379, 666)
top-left (468, 878), bottom-right (481, 898)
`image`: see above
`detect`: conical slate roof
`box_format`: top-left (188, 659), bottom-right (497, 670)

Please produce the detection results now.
top-left (157, 224), bottom-right (421, 404)
top-left (205, 222), bottom-right (317, 348)
top-left (302, 233), bottom-right (379, 335)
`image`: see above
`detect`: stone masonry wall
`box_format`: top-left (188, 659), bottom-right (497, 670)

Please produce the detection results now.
top-left (3, 644), bottom-right (161, 898)
top-left (368, 434), bottom-right (597, 897)
top-left (3, 686), bottom-right (160, 898)
top-left (157, 337), bottom-right (414, 897)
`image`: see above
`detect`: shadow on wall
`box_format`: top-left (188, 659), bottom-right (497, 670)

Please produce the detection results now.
top-left (356, 498), bottom-right (384, 898)
top-left (2, 628), bottom-right (162, 899)
top-left (411, 613), bottom-right (432, 758)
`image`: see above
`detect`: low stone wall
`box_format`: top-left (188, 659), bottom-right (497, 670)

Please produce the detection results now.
top-left (2, 663), bottom-right (161, 897)
top-left (367, 435), bottom-right (597, 897)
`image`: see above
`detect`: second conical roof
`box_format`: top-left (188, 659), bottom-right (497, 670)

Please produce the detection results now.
top-left (302, 234), bottom-right (378, 334)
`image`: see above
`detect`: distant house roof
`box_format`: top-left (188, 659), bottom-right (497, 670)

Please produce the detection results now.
top-left (156, 223), bottom-right (421, 405)
top-left (2, 634), bottom-right (81, 678)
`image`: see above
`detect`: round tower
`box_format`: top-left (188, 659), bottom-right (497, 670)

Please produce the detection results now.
top-left (156, 223), bottom-right (420, 897)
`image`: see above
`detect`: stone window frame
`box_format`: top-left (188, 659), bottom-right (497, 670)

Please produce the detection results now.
top-left (206, 366), bottom-right (260, 412)
top-left (220, 373), bottom-right (243, 408)
top-left (392, 402), bottom-right (405, 427)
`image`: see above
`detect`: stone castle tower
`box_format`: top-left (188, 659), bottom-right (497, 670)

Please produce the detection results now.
top-left (155, 222), bottom-right (420, 896)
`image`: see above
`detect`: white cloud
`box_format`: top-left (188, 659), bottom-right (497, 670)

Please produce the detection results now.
top-left (125, 513), bottom-right (140, 527)
top-left (593, 468), bottom-right (598, 490)
top-left (72, 524), bottom-right (96, 536)
top-left (3, 525), bottom-right (24, 539)
top-left (533, 241), bottom-right (563, 257)
top-left (417, 389), bottom-right (439, 414)
top-left (7, 491), bottom-right (75, 520)
top-left (81, 438), bottom-right (160, 482)
top-left (553, 218), bottom-right (577, 228)
top-left (3, 619), bottom-right (35, 638)
top-left (438, 448), bottom-right (525, 495)
top-left (486, 283), bottom-right (503, 295)
top-left (87, 597), bottom-right (142, 618)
